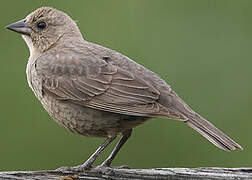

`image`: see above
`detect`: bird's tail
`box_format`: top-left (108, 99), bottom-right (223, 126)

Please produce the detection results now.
top-left (187, 113), bottom-right (243, 151)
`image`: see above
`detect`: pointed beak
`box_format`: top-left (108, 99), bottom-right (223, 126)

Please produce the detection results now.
top-left (6, 19), bottom-right (31, 36)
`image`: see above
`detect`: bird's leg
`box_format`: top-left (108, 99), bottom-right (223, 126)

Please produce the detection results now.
top-left (81, 136), bottom-right (117, 169)
top-left (97, 129), bottom-right (132, 169)
top-left (57, 136), bottom-right (116, 172)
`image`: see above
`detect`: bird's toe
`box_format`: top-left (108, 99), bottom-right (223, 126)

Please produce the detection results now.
top-left (56, 164), bottom-right (93, 172)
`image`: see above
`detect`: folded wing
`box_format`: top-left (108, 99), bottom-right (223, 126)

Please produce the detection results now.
top-left (37, 53), bottom-right (186, 119)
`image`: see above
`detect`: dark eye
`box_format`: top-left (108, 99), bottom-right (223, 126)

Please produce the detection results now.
top-left (37, 21), bottom-right (46, 29)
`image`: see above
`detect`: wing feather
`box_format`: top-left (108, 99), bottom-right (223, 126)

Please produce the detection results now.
top-left (37, 53), bottom-right (178, 117)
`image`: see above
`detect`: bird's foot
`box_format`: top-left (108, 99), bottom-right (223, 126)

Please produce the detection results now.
top-left (94, 163), bottom-right (131, 173)
top-left (114, 165), bottom-right (131, 169)
top-left (56, 163), bottom-right (131, 173)
top-left (56, 164), bottom-right (93, 172)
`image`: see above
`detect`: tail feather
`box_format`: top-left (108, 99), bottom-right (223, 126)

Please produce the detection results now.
top-left (187, 114), bottom-right (243, 151)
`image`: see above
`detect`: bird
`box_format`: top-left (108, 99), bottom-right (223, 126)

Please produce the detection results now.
top-left (6, 7), bottom-right (243, 171)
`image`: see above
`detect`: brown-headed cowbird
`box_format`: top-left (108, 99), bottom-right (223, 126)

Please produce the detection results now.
top-left (6, 7), bottom-right (242, 171)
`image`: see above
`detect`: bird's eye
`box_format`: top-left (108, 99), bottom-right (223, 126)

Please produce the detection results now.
top-left (37, 21), bottom-right (46, 29)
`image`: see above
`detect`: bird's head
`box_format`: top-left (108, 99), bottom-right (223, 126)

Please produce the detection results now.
top-left (6, 7), bottom-right (82, 53)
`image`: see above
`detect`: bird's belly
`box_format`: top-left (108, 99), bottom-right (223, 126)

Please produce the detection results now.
top-left (40, 93), bottom-right (148, 137)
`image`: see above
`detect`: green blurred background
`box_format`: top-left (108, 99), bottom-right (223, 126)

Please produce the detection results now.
top-left (0, 0), bottom-right (251, 171)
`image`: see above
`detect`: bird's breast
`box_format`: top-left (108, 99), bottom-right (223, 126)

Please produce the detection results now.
top-left (26, 57), bottom-right (43, 100)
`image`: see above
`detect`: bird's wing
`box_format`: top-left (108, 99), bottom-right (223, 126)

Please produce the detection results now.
top-left (37, 52), bottom-right (184, 119)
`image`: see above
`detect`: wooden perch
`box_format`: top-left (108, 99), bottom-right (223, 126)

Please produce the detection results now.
top-left (1, 167), bottom-right (252, 180)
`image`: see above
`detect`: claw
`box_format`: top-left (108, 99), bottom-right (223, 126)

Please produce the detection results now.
top-left (56, 164), bottom-right (93, 172)
top-left (95, 164), bottom-right (131, 172)
top-left (116, 165), bottom-right (131, 169)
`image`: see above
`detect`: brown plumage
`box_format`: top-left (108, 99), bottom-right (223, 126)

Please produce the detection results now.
top-left (6, 7), bottom-right (242, 171)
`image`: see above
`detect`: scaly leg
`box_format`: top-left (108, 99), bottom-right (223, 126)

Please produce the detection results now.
top-left (98, 129), bottom-right (132, 168)
top-left (57, 135), bottom-right (116, 171)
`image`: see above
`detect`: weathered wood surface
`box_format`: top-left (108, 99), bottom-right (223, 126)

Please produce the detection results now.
top-left (1, 167), bottom-right (252, 180)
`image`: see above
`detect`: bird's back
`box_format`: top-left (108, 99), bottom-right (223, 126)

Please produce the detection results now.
top-left (82, 40), bottom-right (194, 120)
